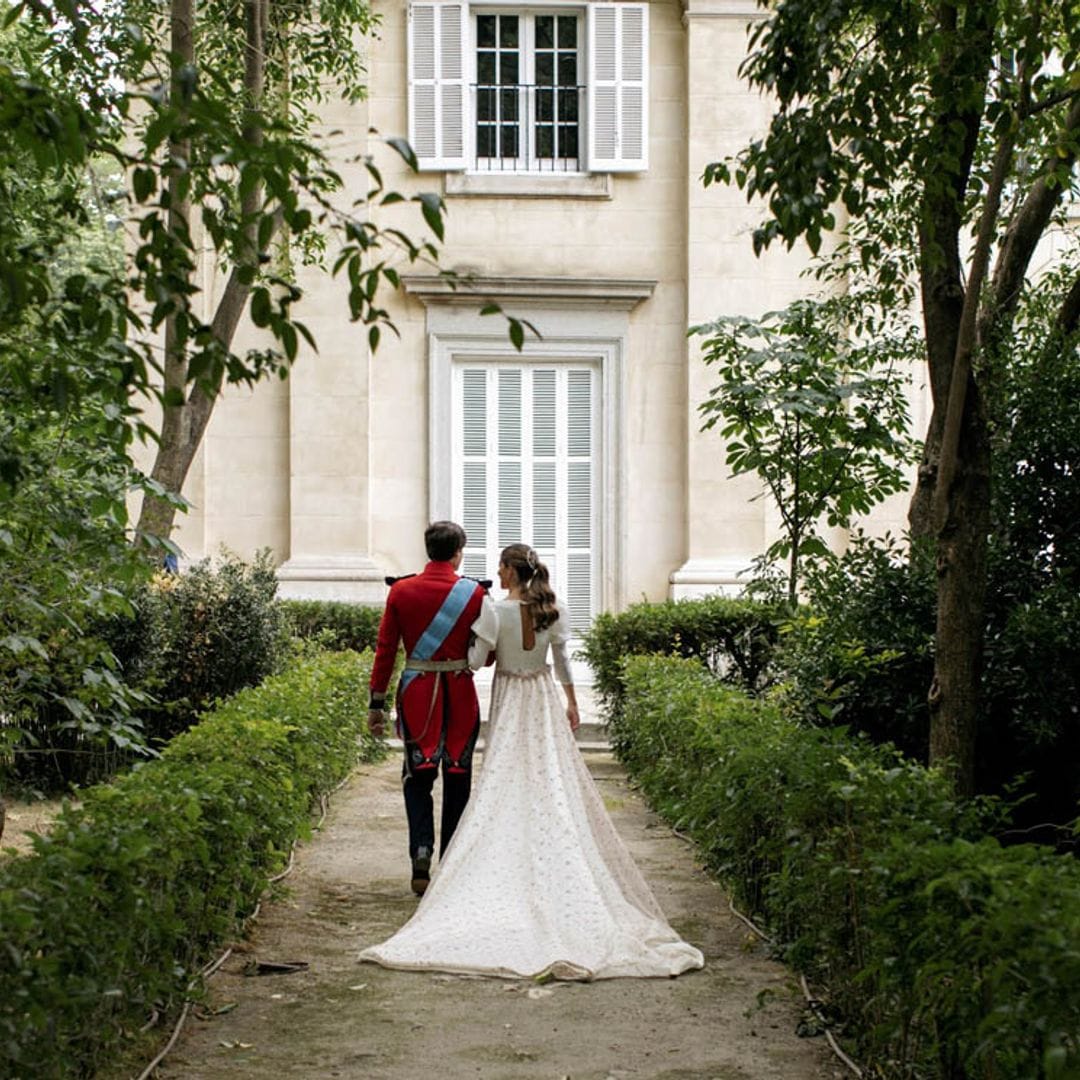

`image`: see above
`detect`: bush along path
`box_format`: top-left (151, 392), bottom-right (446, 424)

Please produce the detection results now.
top-left (0, 649), bottom-right (384, 1080)
top-left (147, 715), bottom-right (836, 1080)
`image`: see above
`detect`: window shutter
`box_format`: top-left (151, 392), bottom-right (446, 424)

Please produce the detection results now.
top-left (497, 370), bottom-right (523, 545)
top-left (586, 3), bottom-right (649, 173)
top-left (408, 2), bottom-right (468, 171)
top-left (461, 370), bottom-right (488, 575)
top-left (563, 369), bottom-right (595, 632)
top-left (454, 362), bottom-right (598, 633)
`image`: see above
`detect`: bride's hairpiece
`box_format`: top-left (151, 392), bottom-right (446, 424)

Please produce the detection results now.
top-left (526, 548), bottom-right (538, 570)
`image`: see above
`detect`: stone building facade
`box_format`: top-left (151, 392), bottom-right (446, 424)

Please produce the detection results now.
top-left (162, 0), bottom-right (922, 625)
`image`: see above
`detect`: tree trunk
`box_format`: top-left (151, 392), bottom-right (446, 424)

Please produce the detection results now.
top-left (136, 0), bottom-right (270, 549)
top-left (137, 0), bottom-right (196, 551)
top-left (921, 86), bottom-right (1079, 793)
top-left (928, 380), bottom-right (990, 797)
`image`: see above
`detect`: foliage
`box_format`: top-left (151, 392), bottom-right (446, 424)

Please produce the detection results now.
top-left (0, 0), bottom-right (458, 782)
top-left (981, 264), bottom-right (1080, 827)
top-left (4, 551), bottom-right (288, 791)
top-left (704, 2), bottom-right (1080, 263)
top-left (770, 260), bottom-right (1080, 824)
top-left (775, 530), bottom-right (1080, 832)
top-left (123, 550), bottom-right (290, 741)
top-left (693, 296), bottom-right (920, 604)
top-left (577, 595), bottom-right (779, 728)
top-left (0, 648), bottom-right (383, 1079)
top-left (280, 598), bottom-right (383, 654)
top-left (702, 0), bottom-right (1080, 791)
top-left (617, 655), bottom-right (1080, 1077)
top-left (773, 534), bottom-right (937, 760)
top-left (0, 18), bottom-right (155, 793)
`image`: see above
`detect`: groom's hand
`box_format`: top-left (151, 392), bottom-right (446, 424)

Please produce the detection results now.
top-left (367, 708), bottom-right (387, 737)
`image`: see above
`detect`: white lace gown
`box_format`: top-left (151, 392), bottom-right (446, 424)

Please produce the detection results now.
top-left (359, 600), bottom-right (705, 981)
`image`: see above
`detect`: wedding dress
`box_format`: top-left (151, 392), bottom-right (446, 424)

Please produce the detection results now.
top-left (359, 599), bottom-right (705, 981)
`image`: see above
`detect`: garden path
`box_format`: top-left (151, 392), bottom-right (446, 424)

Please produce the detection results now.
top-left (152, 689), bottom-right (838, 1080)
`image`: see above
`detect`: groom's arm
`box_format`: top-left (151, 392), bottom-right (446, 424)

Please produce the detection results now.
top-left (368, 595), bottom-right (402, 734)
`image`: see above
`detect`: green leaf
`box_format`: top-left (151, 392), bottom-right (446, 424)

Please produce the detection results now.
top-left (385, 136), bottom-right (419, 171)
top-left (250, 288), bottom-right (272, 328)
top-left (417, 192), bottom-right (445, 241)
top-left (132, 166), bottom-right (156, 203)
top-left (509, 319), bottom-right (524, 352)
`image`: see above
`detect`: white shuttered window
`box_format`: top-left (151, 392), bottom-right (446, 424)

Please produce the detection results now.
top-left (407, 1), bottom-right (648, 174)
top-left (455, 362), bottom-right (599, 634)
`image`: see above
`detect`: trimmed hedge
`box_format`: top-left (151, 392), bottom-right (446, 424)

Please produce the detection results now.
top-left (578, 595), bottom-right (779, 722)
top-left (617, 655), bottom-right (1080, 1078)
top-left (0, 648), bottom-right (383, 1079)
top-left (280, 598), bottom-right (383, 654)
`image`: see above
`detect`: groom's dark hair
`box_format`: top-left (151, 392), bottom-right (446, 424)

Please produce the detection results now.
top-left (425, 521), bottom-right (467, 562)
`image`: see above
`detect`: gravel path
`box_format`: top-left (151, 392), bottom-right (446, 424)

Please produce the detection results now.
top-left (150, 693), bottom-right (838, 1080)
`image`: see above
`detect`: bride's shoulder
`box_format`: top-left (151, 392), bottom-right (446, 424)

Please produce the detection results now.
top-left (495, 598), bottom-right (521, 620)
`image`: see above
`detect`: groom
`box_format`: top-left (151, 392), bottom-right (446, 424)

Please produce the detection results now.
top-left (368, 521), bottom-right (497, 895)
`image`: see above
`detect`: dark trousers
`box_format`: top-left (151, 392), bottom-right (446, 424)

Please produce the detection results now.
top-left (402, 758), bottom-right (473, 860)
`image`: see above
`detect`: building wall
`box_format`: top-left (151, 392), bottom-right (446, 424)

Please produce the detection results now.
top-left (162, 0), bottom-right (926, 608)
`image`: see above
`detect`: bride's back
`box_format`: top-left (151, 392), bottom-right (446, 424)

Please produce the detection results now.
top-left (493, 598), bottom-right (570, 674)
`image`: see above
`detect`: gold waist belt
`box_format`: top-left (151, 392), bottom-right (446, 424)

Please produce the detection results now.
top-left (404, 658), bottom-right (470, 673)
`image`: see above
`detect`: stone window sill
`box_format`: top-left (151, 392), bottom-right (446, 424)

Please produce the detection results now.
top-left (444, 172), bottom-right (613, 199)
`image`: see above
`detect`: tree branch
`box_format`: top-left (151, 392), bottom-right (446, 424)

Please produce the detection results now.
top-left (986, 94), bottom-right (1080, 331)
top-left (1057, 272), bottom-right (1080, 338)
top-left (933, 116), bottom-right (1016, 532)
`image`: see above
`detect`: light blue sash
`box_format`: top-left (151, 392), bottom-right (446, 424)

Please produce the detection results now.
top-left (399, 577), bottom-right (477, 696)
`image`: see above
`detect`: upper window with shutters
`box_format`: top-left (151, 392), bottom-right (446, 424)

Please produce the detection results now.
top-left (407, 2), bottom-right (648, 176)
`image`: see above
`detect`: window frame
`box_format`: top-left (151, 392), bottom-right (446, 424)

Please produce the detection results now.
top-left (453, 360), bottom-right (601, 630)
top-left (470, 7), bottom-right (587, 174)
top-left (407, 0), bottom-right (649, 177)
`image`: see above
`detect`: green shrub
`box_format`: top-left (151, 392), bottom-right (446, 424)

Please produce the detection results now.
top-left (777, 534), bottom-right (1080, 832)
top-left (5, 551), bottom-right (290, 791)
top-left (617, 655), bottom-right (1079, 1077)
top-left (578, 595), bottom-right (779, 724)
top-left (280, 598), bottom-right (383, 653)
top-left (0, 648), bottom-right (382, 1079)
top-left (136, 550), bottom-right (290, 741)
top-left (774, 534), bottom-right (935, 760)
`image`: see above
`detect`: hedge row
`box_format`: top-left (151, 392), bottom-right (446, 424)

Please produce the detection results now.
top-left (0, 648), bottom-right (383, 1079)
top-left (578, 595), bottom-right (779, 720)
top-left (280, 598), bottom-right (383, 654)
top-left (618, 655), bottom-right (1080, 1078)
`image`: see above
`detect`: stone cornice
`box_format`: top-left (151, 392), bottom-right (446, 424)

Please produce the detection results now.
top-left (681, 0), bottom-right (766, 21)
top-left (402, 275), bottom-right (657, 310)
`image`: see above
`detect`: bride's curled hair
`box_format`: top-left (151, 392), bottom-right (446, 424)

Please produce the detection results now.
top-left (500, 544), bottom-right (560, 631)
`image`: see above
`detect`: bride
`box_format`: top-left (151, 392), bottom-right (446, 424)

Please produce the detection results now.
top-left (359, 543), bottom-right (704, 981)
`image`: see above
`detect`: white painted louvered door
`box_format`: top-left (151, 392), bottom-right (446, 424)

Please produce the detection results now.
top-left (454, 362), bottom-right (599, 636)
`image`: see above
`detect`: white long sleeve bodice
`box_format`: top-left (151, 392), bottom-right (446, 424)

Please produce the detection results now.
top-left (470, 599), bottom-right (573, 683)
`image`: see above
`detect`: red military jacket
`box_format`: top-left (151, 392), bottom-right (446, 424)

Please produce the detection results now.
top-left (370, 561), bottom-right (488, 766)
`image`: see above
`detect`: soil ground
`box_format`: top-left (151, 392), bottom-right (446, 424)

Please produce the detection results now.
top-left (0, 795), bottom-right (68, 859)
top-left (146, 690), bottom-right (839, 1080)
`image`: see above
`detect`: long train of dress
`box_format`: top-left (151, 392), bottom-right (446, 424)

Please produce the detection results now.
top-left (359, 666), bottom-right (704, 981)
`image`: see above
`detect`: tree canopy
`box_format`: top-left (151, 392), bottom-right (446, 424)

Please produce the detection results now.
top-left (0, 0), bottom-right (452, 776)
top-left (705, 0), bottom-right (1080, 792)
